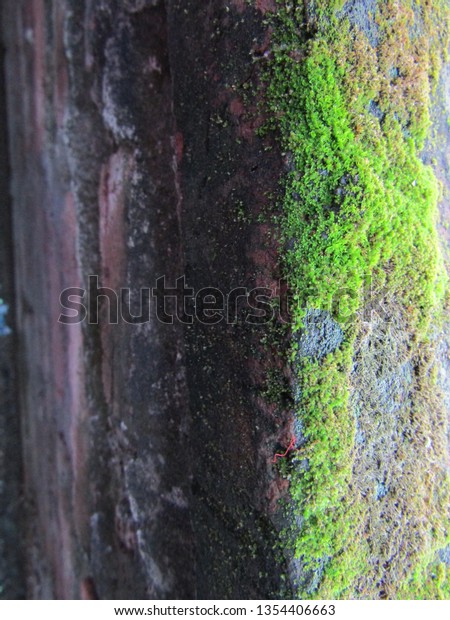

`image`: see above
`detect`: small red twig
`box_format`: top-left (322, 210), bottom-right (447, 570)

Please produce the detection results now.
top-left (272, 435), bottom-right (296, 463)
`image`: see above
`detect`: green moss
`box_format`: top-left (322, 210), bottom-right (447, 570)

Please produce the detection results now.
top-left (265, 0), bottom-right (450, 599)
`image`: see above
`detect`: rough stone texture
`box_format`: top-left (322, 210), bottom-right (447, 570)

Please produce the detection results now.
top-left (2, 0), bottom-right (193, 599)
top-left (4, 0), bottom-right (449, 600)
top-left (339, 0), bottom-right (379, 47)
top-left (167, 0), bottom-right (294, 599)
top-left (1, 0), bottom-right (292, 599)
top-left (295, 310), bottom-right (343, 361)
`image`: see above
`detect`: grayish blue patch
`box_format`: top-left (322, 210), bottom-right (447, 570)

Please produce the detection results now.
top-left (438, 545), bottom-right (450, 566)
top-left (295, 310), bottom-right (343, 361)
top-left (339, 0), bottom-right (379, 48)
top-left (0, 300), bottom-right (11, 337)
top-left (375, 481), bottom-right (388, 500)
top-left (368, 100), bottom-right (384, 122)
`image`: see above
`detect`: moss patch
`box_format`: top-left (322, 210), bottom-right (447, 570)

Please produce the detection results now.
top-left (265, 0), bottom-right (450, 599)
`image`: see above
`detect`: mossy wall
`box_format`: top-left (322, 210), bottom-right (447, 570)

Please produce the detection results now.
top-left (265, 0), bottom-right (450, 599)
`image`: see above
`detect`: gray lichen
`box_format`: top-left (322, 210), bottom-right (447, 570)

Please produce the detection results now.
top-left (295, 309), bottom-right (343, 361)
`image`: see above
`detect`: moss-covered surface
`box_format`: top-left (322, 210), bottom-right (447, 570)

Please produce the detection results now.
top-left (264, 0), bottom-right (450, 599)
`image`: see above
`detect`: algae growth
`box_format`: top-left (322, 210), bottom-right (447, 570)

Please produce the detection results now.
top-left (265, 0), bottom-right (450, 599)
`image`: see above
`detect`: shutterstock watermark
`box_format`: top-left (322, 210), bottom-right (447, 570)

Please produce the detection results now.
top-left (58, 275), bottom-right (392, 327)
